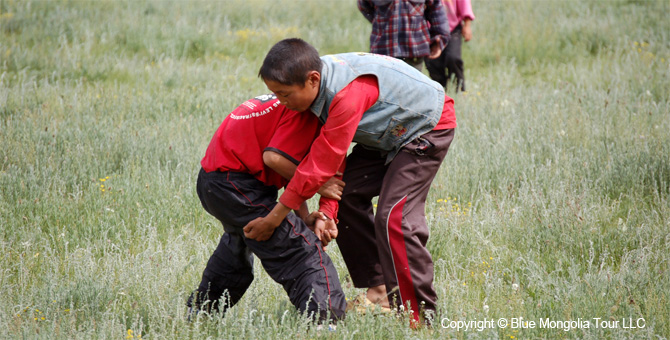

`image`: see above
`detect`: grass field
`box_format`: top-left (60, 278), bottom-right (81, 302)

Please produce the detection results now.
top-left (1, 0), bottom-right (669, 339)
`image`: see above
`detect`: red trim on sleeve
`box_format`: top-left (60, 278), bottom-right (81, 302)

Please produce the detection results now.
top-left (317, 158), bottom-right (346, 222)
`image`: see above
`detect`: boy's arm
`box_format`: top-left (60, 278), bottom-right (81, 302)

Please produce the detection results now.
top-left (317, 158), bottom-right (346, 220)
top-left (244, 203), bottom-right (291, 241)
top-left (263, 149), bottom-right (343, 222)
top-left (296, 201), bottom-right (310, 221)
top-left (279, 76), bottom-right (378, 211)
top-left (426, 0), bottom-right (450, 58)
top-left (263, 150), bottom-right (345, 201)
top-left (245, 77), bottom-right (379, 241)
top-left (457, 0), bottom-right (475, 42)
top-left (244, 150), bottom-right (344, 242)
top-left (457, 0), bottom-right (476, 22)
top-left (311, 146), bottom-right (347, 249)
top-left (357, 0), bottom-right (375, 23)
top-left (262, 150), bottom-right (298, 181)
top-left (462, 18), bottom-right (472, 41)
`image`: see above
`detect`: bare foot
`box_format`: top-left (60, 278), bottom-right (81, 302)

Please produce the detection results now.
top-left (366, 285), bottom-right (390, 308)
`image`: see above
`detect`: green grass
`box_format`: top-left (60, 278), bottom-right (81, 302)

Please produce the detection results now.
top-left (1, 0), bottom-right (669, 339)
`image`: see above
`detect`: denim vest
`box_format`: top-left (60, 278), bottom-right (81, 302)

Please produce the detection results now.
top-left (310, 53), bottom-right (445, 163)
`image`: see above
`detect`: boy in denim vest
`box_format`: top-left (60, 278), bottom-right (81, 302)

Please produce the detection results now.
top-left (243, 38), bottom-right (457, 326)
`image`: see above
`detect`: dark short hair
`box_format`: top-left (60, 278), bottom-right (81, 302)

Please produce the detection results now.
top-left (258, 38), bottom-right (322, 86)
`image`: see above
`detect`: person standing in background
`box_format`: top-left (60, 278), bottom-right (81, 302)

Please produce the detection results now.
top-left (358, 0), bottom-right (450, 71)
top-left (425, 0), bottom-right (475, 91)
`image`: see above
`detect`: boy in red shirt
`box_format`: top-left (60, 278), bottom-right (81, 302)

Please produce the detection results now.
top-left (188, 94), bottom-right (346, 322)
top-left (245, 38), bottom-right (457, 326)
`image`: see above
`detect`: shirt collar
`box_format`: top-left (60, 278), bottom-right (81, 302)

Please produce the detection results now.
top-left (309, 61), bottom-right (329, 119)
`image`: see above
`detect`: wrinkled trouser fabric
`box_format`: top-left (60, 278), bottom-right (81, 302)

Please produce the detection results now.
top-left (191, 169), bottom-right (346, 322)
top-left (336, 128), bottom-right (455, 323)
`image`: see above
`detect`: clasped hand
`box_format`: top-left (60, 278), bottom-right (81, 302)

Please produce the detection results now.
top-left (243, 211), bottom-right (339, 248)
top-left (304, 211), bottom-right (338, 251)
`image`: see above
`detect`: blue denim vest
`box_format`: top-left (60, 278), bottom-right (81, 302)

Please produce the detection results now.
top-left (310, 53), bottom-right (445, 163)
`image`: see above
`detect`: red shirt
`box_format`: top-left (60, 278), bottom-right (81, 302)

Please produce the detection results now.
top-left (201, 95), bottom-right (339, 218)
top-left (279, 76), bottom-right (456, 210)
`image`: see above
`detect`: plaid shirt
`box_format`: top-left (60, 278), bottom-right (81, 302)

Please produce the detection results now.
top-left (358, 0), bottom-right (450, 58)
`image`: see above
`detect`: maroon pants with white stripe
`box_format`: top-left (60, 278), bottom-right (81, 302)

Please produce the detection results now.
top-left (337, 128), bottom-right (455, 322)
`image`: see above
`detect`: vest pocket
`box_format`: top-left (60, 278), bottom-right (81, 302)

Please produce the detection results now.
top-left (377, 117), bottom-right (414, 148)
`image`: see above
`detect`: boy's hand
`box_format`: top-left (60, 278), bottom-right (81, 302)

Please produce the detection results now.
top-left (320, 218), bottom-right (338, 243)
top-left (305, 211), bottom-right (338, 250)
top-left (304, 211), bottom-right (324, 227)
top-left (317, 175), bottom-right (345, 200)
top-left (462, 19), bottom-right (472, 42)
top-left (244, 202), bottom-right (290, 241)
top-left (428, 37), bottom-right (443, 59)
top-left (244, 216), bottom-right (278, 241)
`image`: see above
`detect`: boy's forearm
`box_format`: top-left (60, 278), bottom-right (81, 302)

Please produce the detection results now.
top-left (243, 202), bottom-right (291, 241)
top-left (317, 158), bottom-right (345, 221)
top-left (266, 202), bottom-right (291, 227)
top-left (263, 150), bottom-right (297, 180)
top-left (296, 202), bottom-right (310, 221)
top-left (281, 77), bottom-right (374, 211)
top-left (462, 18), bottom-right (473, 41)
top-left (357, 0), bottom-right (374, 23)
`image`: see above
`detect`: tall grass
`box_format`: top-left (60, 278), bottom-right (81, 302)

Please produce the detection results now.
top-left (1, 0), bottom-right (669, 339)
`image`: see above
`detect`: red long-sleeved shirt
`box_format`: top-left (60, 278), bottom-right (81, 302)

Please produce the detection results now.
top-left (279, 75), bottom-right (456, 210)
top-left (200, 95), bottom-right (339, 219)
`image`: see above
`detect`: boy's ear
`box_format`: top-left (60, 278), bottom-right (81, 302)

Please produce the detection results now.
top-left (306, 71), bottom-right (320, 88)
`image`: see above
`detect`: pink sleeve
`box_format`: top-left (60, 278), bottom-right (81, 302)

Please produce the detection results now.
top-left (279, 76), bottom-right (379, 210)
top-left (456, 0), bottom-right (475, 21)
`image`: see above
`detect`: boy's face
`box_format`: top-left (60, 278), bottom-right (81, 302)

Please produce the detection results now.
top-left (264, 71), bottom-right (320, 112)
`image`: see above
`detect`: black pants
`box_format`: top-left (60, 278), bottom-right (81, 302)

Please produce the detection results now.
top-left (425, 25), bottom-right (465, 91)
top-left (190, 169), bottom-right (346, 322)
